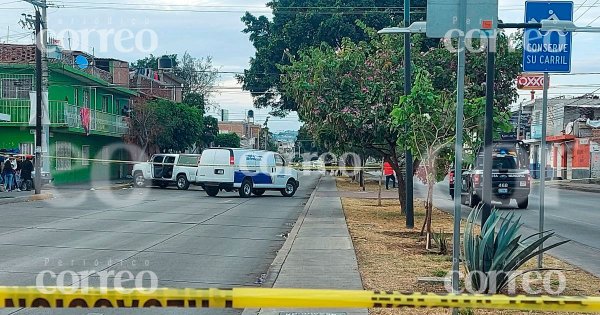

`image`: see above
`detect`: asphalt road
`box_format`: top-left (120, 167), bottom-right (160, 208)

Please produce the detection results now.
top-left (0, 173), bottom-right (321, 315)
top-left (414, 179), bottom-right (600, 277)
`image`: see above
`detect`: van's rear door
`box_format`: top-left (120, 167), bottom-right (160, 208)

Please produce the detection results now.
top-left (197, 149), bottom-right (233, 184)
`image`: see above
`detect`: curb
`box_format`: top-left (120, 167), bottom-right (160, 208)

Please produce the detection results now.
top-left (0, 192), bottom-right (53, 205)
top-left (242, 176), bottom-right (323, 315)
top-left (93, 183), bottom-right (133, 191)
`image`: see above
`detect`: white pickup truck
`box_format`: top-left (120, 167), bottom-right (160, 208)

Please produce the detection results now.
top-left (132, 154), bottom-right (201, 190)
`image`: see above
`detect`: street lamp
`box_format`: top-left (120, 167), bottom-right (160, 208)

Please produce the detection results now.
top-left (378, 22), bottom-right (427, 34)
top-left (540, 19), bottom-right (600, 32)
top-left (378, 17), bottom-right (425, 229)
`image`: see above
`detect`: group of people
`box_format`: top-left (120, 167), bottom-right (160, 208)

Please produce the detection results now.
top-left (0, 155), bottom-right (34, 192)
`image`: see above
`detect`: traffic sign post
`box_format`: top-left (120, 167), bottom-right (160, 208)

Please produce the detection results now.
top-left (523, 1), bottom-right (573, 73)
top-left (523, 1), bottom-right (573, 269)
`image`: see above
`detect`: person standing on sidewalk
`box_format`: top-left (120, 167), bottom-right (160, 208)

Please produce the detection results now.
top-left (20, 157), bottom-right (34, 191)
top-left (384, 161), bottom-right (396, 190)
top-left (2, 158), bottom-right (15, 192)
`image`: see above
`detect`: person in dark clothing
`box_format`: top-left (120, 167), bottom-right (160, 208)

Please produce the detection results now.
top-left (2, 159), bottom-right (15, 192)
top-left (21, 157), bottom-right (34, 191)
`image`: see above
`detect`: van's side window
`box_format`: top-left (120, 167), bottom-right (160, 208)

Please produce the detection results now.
top-left (275, 155), bottom-right (285, 167)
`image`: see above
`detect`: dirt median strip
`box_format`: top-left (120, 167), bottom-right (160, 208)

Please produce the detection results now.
top-left (337, 177), bottom-right (600, 315)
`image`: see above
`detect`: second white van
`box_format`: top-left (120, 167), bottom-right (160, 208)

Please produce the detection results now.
top-left (196, 148), bottom-right (299, 198)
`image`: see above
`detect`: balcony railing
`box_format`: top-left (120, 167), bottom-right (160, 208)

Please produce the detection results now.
top-left (0, 99), bottom-right (128, 136)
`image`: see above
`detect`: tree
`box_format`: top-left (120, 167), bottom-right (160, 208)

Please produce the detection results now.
top-left (280, 33), bottom-right (411, 210)
top-left (152, 100), bottom-right (204, 153)
top-left (125, 97), bottom-right (162, 158)
top-left (296, 125), bottom-right (326, 156)
top-left (183, 92), bottom-right (207, 113)
top-left (239, 0), bottom-right (422, 115)
top-left (132, 53), bottom-right (220, 104)
top-left (214, 133), bottom-right (241, 148)
top-left (200, 116), bottom-right (219, 149)
top-left (174, 52), bottom-right (220, 101)
top-left (126, 99), bottom-right (204, 154)
top-left (392, 68), bottom-right (485, 248)
top-left (412, 32), bottom-right (522, 111)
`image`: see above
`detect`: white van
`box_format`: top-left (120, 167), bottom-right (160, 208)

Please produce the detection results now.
top-left (196, 148), bottom-right (299, 198)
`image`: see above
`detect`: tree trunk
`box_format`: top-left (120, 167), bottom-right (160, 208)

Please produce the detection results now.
top-left (425, 180), bottom-right (434, 250)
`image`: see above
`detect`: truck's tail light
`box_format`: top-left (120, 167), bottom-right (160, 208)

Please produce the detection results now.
top-left (230, 156), bottom-right (235, 165)
top-left (473, 174), bottom-right (480, 186)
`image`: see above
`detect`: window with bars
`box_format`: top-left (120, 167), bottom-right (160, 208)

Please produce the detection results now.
top-left (56, 141), bottom-right (72, 171)
top-left (0, 78), bottom-right (33, 99)
top-left (102, 96), bottom-right (110, 112)
top-left (19, 143), bottom-right (34, 155)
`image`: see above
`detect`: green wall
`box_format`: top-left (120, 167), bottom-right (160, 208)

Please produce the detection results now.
top-left (0, 127), bottom-right (128, 185)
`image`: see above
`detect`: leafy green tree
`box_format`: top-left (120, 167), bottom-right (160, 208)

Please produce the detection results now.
top-left (280, 32), bottom-right (412, 210)
top-left (239, 0), bottom-right (424, 115)
top-left (214, 133), bottom-right (241, 148)
top-left (183, 92), bottom-right (207, 113)
top-left (151, 100), bottom-right (204, 153)
top-left (392, 68), bottom-right (485, 247)
top-left (200, 116), bottom-right (219, 149)
top-left (296, 125), bottom-right (326, 155)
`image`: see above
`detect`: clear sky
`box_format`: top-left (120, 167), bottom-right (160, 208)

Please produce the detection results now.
top-left (1, 0), bottom-right (599, 131)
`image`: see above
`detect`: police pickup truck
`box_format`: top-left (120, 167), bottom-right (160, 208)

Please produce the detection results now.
top-left (132, 154), bottom-right (201, 190)
top-left (461, 143), bottom-right (531, 209)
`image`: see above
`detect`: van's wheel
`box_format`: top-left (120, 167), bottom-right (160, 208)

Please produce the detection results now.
top-left (134, 173), bottom-right (146, 188)
top-left (176, 175), bottom-right (190, 190)
top-left (252, 189), bottom-right (266, 196)
top-left (517, 197), bottom-right (529, 209)
top-left (281, 179), bottom-right (298, 197)
top-left (239, 179), bottom-right (253, 198)
top-left (205, 186), bottom-right (219, 197)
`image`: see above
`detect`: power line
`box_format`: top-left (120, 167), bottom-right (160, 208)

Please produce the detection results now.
top-left (574, 0), bottom-right (600, 22)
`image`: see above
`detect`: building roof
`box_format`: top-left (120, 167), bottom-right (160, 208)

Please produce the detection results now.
top-left (0, 63), bottom-right (137, 97)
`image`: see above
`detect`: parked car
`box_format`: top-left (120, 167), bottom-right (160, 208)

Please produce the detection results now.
top-left (132, 154), bottom-right (201, 190)
top-left (461, 142), bottom-right (531, 209)
top-left (196, 148), bottom-right (299, 198)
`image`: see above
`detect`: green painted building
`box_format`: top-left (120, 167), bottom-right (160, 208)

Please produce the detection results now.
top-left (0, 47), bottom-right (137, 184)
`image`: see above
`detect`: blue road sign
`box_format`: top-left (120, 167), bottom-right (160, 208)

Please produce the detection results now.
top-left (523, 1), bottom-right (573, 73)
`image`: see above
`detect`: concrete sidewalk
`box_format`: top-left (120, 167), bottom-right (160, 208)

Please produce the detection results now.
top-left (0, 179), bottom-right (133, 205)
top-left (251, 176), bottom-right (367, 315)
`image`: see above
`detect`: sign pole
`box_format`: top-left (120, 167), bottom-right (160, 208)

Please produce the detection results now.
top-left (404, 0), bottom-right (415, 229)
top-left (482, 34), bottom-right (496, 227)
top-left (452, 0), bottom-right (467, 312)
top-left (538, 72), bottom-right (549, 269)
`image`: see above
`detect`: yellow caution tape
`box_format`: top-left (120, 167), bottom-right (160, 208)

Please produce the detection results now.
top-left (0, 287), bottom-right (598, 312)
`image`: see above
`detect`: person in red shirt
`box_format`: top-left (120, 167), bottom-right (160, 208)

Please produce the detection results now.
top-left (383, 161), bottom-right (396, 190)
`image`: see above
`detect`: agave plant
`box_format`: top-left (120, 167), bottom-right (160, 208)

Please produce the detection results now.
top-left (462, 205), bottom-right (569, 294)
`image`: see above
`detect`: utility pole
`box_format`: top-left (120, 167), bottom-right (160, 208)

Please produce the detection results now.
top-left (404, 0), bottom-right (414, 229)
top-left (34, 10), bottom-right (42, 194)
top-left (41, 0), bottom-right (50, 176)
top-left (21, 0), bottom-right (49, 194)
